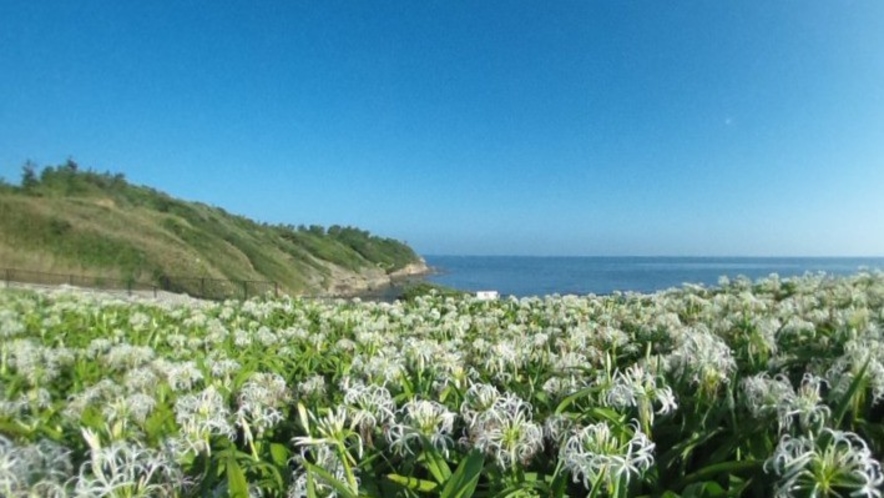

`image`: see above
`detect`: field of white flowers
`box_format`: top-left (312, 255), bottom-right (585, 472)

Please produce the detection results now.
top-left (1, 271), bottom-right (883, 497)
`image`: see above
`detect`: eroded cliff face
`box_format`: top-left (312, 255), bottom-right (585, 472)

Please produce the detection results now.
top-left (318, 258), bottom-right (431, 297)
top-left (389, 260), bottom-right (432, 278)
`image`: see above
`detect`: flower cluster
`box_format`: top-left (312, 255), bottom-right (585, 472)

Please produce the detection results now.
top-left (1, 270), bottom-right (883, 496)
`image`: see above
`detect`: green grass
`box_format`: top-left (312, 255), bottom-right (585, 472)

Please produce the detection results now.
top-left (0, 161), bottom-right (425, 296)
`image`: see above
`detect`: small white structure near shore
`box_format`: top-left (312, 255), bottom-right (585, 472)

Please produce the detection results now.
top-left (475, 290), bottom-right (499, 300)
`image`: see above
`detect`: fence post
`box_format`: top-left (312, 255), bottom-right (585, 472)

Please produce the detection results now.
top-left (274, 281), bottom-right (278, 298)
top-left (242, 280), bottom-right (248, 300)
top-left (200, 278), bottom-right (205, 298)
top-left (153, 285), bottom-right (157, 298)
top-left (127, 280), bottom-right (132, 296)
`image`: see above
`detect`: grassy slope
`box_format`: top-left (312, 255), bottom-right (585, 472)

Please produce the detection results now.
top-left (0, 164), bottom-right (424, 296)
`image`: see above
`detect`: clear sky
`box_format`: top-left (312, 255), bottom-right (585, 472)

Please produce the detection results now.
top-left (2, 1), bottom-right (883, 257)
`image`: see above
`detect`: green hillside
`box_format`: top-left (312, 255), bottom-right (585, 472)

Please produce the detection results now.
top-left (0, 160), bottom-right (427, 296)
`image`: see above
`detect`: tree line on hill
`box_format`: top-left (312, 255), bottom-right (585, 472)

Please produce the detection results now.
top-left (0, 159), bottom-right (423, 295)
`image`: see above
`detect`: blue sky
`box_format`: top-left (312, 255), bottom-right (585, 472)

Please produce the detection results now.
top-left (2, 1), bottom-right (883, 256)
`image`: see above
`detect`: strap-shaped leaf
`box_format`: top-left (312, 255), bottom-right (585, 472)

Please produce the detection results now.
top-left (440, 449), bottom-right (484, 498)
top-left (386, 473), bottom-right (439, 493)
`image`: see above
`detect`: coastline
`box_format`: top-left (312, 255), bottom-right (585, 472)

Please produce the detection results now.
top-left (422, 255), bottom-right (884, 298)
top-left (322, 257), bottom-right (434, 298)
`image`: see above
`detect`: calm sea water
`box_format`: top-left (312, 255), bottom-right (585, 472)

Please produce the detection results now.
top-left (424, 256), bottom-right (884, 297)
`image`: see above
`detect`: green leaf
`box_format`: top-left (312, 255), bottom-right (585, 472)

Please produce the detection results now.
top-left (420, 446), bottom-right (452, 484)
top-left (270, 443), bottom-right (290, 467)
top-left (659, 429), bottom-right (725, 470)
top-left (676, 460), bottom-right (761, 488)
top-left (0, 420), bottom-right (29, 438)
top-left (226, 457), bottom-right (250, 498)
top-left (586, 407), bottom-right (625, 425)
top-left (681, 481), bottom-right (725, 498)
top-left (554, 386), bottom-right (596, 414)
top-left (832, 357), bottom-right (870, 426)
top-left (547, 466), bottom-right (570, 498)
top-left (440, 449), bottom-right (484, 498)
top-left (386, 473), bottom-right (439, 493)
top-left (727, 475), bottom-right (752, 495)
top-left (307, 469), bottom-right (317, 498)
top-left (303, 460), bottom-right (358, 498)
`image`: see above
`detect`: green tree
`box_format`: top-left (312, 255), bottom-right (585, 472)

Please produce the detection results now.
top-left (21, 160), bottom-right (38, 191)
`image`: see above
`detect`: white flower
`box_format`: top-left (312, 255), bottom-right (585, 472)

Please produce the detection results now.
top-left (827, 337), bottom-right (884, 406)
top-left (161, 360), bottom-right (204, 392)
top-left (604, 364), bottom-right (678, 424)
top-left (0, 435), bottom-right (72, 497)
top-left (208, 358), bottom-right (240, 381)
top-left (766, 429), bottom-right (883, 497)
top-left (123, 367), bottom-right (159, 393)
top-left (741, 372), bottom-right (795, 429)
top-left (76, 429), bottom-right (183, 497)
top-left (102, 393), bottom-right (157, 438)
top-left (233, 329), bottom-right (252, 348)
top-left (468, 393), bottom-right (544, 468)
top-left (297, 375), bottom-right (327, 398)
top-left (128, 311), bottom-right (152, 331)
top-left (561, 421), bottom-right (655, 492)
top-left (543, 413), bottom-right (575, 447)
top-left (64, 379), bottom-right (124, 421)
top-left (666, 328), bottom-right (736, 397)
top-left (552, 351), bottom-right (592, 375)
top-left (460, 382), bottom-right (501, 427)
top-left (351, 352), bottom-right (405, 384)
top-left (173, 385), bottom-right (235, 456)
top-left (486, 341), bottom-right (521, 382)
top-left (289, 444), bottom-right (352, 498)
top-left (782, 373), bottom-right (830, 432)
top-left (236, 372), bottom-right (289, 439)
top-left (104, 343), bottom-right (155, 371)
top-left (343, 382), bottom-right (395, 433)
top-left (85, 338), bottom-right (114, 359)
top-left (293, 405), bottom-right (363, 459)
top-left (742, 372), bottom-right (830, 433)
top-left (387, 400), bottom-right (456, 457)
top-left (7, 339), bottom-right (60, 386)
top-left (0, 310), bottom-right (25, 338)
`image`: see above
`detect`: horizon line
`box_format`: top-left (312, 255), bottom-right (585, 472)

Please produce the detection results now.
top-left (421, 254), bottom-right (884, 259)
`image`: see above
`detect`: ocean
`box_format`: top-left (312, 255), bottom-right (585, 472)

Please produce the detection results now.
top-left (423, 256), bottom-right (884, 297)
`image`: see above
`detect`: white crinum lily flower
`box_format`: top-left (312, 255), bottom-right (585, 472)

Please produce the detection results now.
top-left (666, 327), bottom-right (736, 398)
top-left (236, 372), bottom-right (289, 441)
top-left (468, 392), bottom-right (544, 468)
top-left (77, 428), bottom-right (183, 497)
top-left (460, 382), bottom-right (501, 427)
top-left (288, 444), bottom-right (354, 498)
top-left (781, 373), bottom-right (830, 433)
top-left (561, 420), bottom-right (655, 494)
top-left (293, 405), bottom-right (364, 460)
top-left (827, 337), bottom-right (884, 406)
top-left (0, 435), bottom-right (72, 497)
top-left (387, 400), bottom-right (456, 458)
top-left (742, 372), bottom-right (831, 433)
top-left (173, 385), bottom-right (235, 456)
top-left (343, 382), bottom-right (395, 434)
top-left (766, 429), bottom-right (883, 497)
top-left (604, 364), bottom-right (677, 431)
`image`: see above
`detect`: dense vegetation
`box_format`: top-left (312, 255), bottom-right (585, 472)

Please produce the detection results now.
top-left (1, 271), bottom-right (883, 496)
top-left (0, 160), bottom-right (424, 296)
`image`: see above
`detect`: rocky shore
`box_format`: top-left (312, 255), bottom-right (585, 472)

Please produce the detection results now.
top-left (321, 258), bottom-right (433, 297)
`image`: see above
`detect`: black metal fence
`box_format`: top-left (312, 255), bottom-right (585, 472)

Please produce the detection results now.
top-left (1, 267), bottom-right (278, 301)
